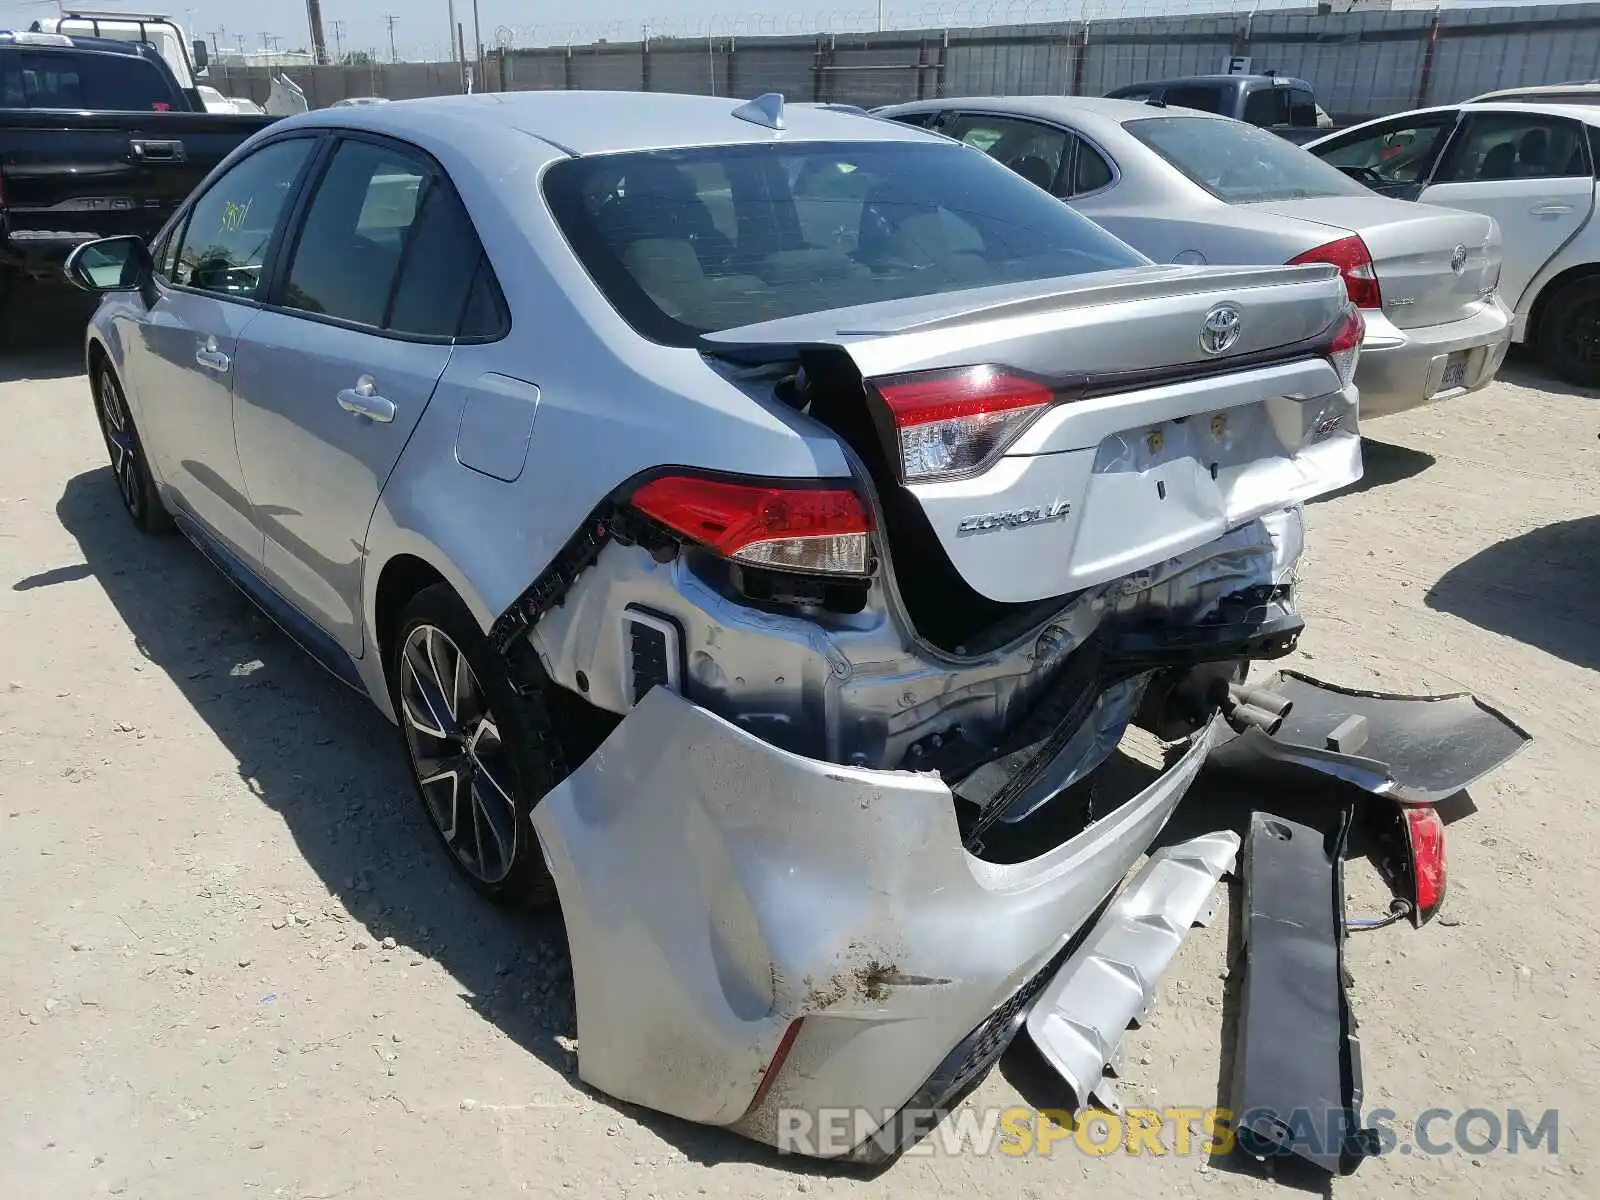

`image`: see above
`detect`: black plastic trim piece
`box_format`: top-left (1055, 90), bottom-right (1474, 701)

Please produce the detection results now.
top-left (1229, 808), bottom-right (1380, 1176)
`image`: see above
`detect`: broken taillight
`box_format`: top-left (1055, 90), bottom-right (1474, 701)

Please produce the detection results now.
top-left (1289, 234), bottom-right (1383, 310)
top-left (870, 365), bottom-right (1055, 484)
top-left (1322, 305), bottom-right (1365, 390)
top-left (630, 474), bottom-right (874, 576)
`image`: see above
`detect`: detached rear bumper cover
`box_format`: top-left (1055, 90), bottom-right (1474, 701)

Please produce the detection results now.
top-left (531, 687), bottom-right (1218, 1144)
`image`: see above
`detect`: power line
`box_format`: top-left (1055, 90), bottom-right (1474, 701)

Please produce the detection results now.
top-left (330, 18), bottom-right (346, 63)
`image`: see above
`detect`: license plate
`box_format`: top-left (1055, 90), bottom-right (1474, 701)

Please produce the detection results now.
top-left (1436, 353), bottom-right (1470, 394)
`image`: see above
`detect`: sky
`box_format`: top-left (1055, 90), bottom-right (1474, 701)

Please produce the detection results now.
top-left (0, 0), bottom-right (1565, 61)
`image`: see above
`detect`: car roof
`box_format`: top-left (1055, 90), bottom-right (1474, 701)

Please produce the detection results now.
top-left (877, 94), bottom-right (1226, 132)
top-left (1343, 100), bottom-right (1600, 127)
top-left (1471, 81), bottom-right (1600, 100)
top-left (1110, 74), bottom-right (1311, 90)
top-left (0, 29), bottom-right (160, 58)
top-left (283, 90), bottom-right (937, 157)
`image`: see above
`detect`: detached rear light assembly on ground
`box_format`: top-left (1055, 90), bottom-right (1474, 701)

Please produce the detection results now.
top-left (1290, 234), bottom-right (1383, 311)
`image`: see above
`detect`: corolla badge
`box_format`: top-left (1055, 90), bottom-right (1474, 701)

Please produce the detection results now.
top-left (1199, 303), bottom-right (1242, 355)
top-left (1450, 243), bottom-right (1469, 274)
top-left (957, 500), bottom-right (1071, 535)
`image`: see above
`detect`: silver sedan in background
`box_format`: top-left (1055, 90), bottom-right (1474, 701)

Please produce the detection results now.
top-left (877, 96), bottom-right (1513, 418)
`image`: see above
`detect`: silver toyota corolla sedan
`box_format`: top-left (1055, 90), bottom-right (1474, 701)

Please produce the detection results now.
top-left (66, 90), bottom-right (1367, 1159)
top-left (876, 95), bottom-right (1514, 418)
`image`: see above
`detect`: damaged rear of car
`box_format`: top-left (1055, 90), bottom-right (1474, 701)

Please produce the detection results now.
top-left (437, 103), bottom-right (1368, 1158)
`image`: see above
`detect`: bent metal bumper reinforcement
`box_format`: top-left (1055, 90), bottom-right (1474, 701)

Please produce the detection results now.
top-left (1229, 809), bottom-right (1380, 1177)
top-left (1024, 830), bottom-right (1241, 1118)
top-left (1208, 671), bottom-right (1531, 804)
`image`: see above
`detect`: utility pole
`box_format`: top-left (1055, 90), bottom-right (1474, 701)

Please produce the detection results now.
top-left (330, 19), bottom-right (345, 63)
top-left (382, 14), bottom-right (400, 64)
top-left (207, 27), bottom-right (224, 60)
top-left (304, 0), bottom-right (329, 66)
top-left (471, 0), bottom-right (483, 67)
top-left (447, 0), bottom-right (460, 65)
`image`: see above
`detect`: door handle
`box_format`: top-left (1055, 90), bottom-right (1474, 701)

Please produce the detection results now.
top-left (194, 346), bottom-right (231, 372)
top-left (1530, 202), bottom-right (1574, 215)
top-left (337, 375), bottom-right (396, 424)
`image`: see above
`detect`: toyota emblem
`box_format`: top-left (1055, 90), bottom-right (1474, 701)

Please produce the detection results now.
top-left (1450, 243), bottom-right (1469, 274)
top-left (1199, 304), bottom-right (1242, 356)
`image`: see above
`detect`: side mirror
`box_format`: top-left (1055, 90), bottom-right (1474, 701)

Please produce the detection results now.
top-left (192, 39), bottom-right (210, 71)
top-left (64, 236), bottom-right (152, 294)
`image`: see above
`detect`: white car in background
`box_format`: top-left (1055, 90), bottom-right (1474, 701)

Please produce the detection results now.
top-left (1306, 101), bottom-right (1600, 386)
top-left (876, 96), bottom-right (1512, 417)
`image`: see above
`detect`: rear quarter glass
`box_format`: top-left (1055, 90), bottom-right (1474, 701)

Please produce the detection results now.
top-left (540, 140), bottom-right (1149, 346)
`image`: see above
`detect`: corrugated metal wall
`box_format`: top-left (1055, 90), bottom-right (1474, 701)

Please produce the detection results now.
top-left (205, 5), bottom-right (1600, 121)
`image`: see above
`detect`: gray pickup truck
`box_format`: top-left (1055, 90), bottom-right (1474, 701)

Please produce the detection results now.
top-left (1106, 73), bottom-right (1335, 144)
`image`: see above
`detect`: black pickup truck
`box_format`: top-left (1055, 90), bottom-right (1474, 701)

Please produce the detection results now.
top-left (1, 29), bottom-right (274, 312)
top-left (1105, 74), bottom-right (1336, 145)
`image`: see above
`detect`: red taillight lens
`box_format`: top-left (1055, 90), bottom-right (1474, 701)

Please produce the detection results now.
top-left (1322, 305), bottom-right (1365, 389)
top-left (1404, 805), bottom-right (1446, 923)
top-left (872, 365), bottom-right (1055, 484)
top-left (631, 474), bottom-right (873, 576)
top-left (1289, 234), bottom-right (1382, 310)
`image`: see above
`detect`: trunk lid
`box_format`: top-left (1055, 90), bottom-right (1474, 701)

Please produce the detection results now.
top-left (705, 263), bottom-right (1361, 605)
top-left (1253, 194), bottom-right (1500, 330)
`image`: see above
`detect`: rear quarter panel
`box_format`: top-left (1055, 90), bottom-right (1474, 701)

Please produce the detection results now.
top-left (357, 117), bottom-right (857, 705)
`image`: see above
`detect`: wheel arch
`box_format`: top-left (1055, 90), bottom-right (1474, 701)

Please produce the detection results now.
top-left (359, 527), bottom-right (500, 722)
top-left (373, 553), bottom-right (451, 677)
top-left (1525, 261), bottom-right (1600, 346)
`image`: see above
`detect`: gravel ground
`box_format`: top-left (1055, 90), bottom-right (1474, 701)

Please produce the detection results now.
top-left (1, 301), bottom-right (1597, 1199)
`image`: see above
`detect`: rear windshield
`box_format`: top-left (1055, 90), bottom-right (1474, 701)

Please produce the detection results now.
top-left (1126, 114), bottom-right (1367, 203)
top-left (0, 48), bottom-right (180, 111)
top-left (542, 140), bottom-right (1146, 344)
top-left (1160, 85), bottom-right (1226, 114)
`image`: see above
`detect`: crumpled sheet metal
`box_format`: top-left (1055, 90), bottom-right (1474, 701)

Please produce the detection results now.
top-left (1024, 829), bottom-right (1240, 1116)
top-left (530, 686), bottom-right (1219, 1139)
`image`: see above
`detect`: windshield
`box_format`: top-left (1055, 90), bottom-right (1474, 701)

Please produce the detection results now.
top-left (1126, 114), bottom-right (1367, 203)
top-left (542, 140), bottom-right (1146, 344)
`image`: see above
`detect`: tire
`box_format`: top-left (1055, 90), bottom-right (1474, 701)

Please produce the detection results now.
top-left (389, 583), bottom-right (564, 909)
top-left (1537, 276), bottom-right (1600, 388)
top-left (92, 363), bottom-right (173, 534)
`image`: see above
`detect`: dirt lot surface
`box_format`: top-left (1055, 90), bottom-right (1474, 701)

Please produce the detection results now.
top-left (2, 303), bottom-right (1596, 1199)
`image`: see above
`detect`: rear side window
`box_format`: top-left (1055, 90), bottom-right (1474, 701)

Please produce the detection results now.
top-left (934, 113), bottom-right (1070, 192)
top-left (1127, 114), bottom-right (1367, 203)
top-left (386, 184), bottom-right (489, 337)
top-left (1072, 139), bottom-right (1115, 194)
top-left (1434, 111), bottom-right (1592, 182)
top-left (0, 49), bottom-right (178, 110)
top-left (283, 141), bottom-right (428, 329)
top-left (542, 140), bottom-right (1144, 345)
